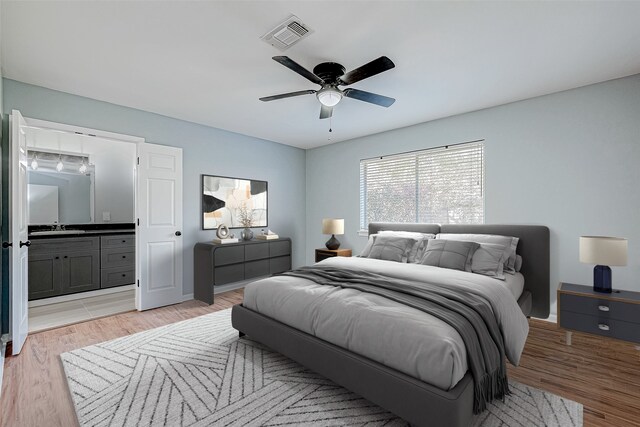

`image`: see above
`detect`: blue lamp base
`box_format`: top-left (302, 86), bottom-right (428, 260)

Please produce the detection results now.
top-left (593, 265), bottom-right (612, 293)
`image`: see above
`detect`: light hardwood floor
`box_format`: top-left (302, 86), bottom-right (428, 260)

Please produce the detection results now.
top-left (1, 289), bottom-right (639, 427)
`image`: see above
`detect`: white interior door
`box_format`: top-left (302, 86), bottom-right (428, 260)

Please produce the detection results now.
top-left (9, 110), bottom-right (30, 354)
top-left (136, 143), bottom-right (183, 310)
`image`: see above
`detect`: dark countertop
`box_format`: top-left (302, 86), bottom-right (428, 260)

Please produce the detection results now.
top-left (29, 229), bottom-right (135, 239)
top-left (28, 223), bottom-right (135, 239)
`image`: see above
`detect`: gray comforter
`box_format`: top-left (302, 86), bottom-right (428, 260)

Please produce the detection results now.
top-left (279, 265), bottom-right (509, 413)
top-left (242, 257), bottom-right (529, 395)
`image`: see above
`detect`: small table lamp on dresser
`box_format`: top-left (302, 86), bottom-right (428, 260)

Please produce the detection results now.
top-left (322, 218), bottom-right (344, 250)
top-left (579, 236), bottom-right (628, 293)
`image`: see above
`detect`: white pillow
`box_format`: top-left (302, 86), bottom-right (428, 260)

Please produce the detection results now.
top-left (437, 233), bottom-right (519, 273)
top-left (359, 233), bottom-right (378, 257)
top-left (378, 230), bottom-right (435, 263)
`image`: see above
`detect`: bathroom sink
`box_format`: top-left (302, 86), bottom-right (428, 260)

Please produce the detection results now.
top-left (30, 230), bottom-right (86, 236)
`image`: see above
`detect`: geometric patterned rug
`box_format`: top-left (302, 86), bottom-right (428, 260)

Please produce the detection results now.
top-left (61, 309), bottom-right (582, 427)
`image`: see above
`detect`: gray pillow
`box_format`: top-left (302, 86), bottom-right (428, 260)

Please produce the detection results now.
top-left (437, 233), bottom-right (519, 274)
top-left (367, 235), bottom-right (417, 263)
top-left (471, 243), bottom-right (509, 280)
top-left (378, 230), bottom-right (436, 263)
top-left (514, 255), bottom-right (523, 273)
top-left (420, 239), bottom-right (479, 271)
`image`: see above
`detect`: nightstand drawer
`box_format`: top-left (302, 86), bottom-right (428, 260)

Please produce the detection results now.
top-left (559, 311), bottom-right (640, 343)
top-left (560, 293), bottom-right (640, 324)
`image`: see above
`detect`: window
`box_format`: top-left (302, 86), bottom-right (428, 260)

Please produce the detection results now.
top-left (359, 141), bottom-right (484, 230)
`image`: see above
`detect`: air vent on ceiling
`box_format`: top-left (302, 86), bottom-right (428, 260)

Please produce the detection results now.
top-left (261, 15), bottom-right (313, 51)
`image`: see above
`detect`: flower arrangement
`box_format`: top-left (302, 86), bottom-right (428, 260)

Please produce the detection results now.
top-left (238, 203), bottom-right (254, 228)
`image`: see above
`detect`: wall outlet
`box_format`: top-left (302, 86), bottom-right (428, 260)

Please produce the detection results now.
top-left (103, 212), bottom-right (111, 222)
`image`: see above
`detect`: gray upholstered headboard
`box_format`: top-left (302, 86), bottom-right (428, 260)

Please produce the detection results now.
top-left (368, 223), bottom-right (550, 318)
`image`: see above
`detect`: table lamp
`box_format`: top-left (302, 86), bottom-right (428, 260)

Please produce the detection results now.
top-left (322, 218), bottom-right (344, 250)
top-left (579, 236), bottom-right (628, 293)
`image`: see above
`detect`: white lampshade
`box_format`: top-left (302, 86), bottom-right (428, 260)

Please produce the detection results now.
top-left (322, 218), bottom-right (344, 235)
top-left (579, 236), bottom-right (628, 266)
top-left (317, 88), bottom-right (342, 107)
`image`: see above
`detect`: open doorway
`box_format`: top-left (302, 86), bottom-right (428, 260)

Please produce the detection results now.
top-left (8, 111), bottom-right (184, 355)
top-left (24, 124), bottom-right (137, 332)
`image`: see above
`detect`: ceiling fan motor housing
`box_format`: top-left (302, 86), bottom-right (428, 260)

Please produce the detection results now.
top-left (312, 62), bottom-right (346, 84)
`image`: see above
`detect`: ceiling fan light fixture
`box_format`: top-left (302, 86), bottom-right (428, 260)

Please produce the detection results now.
top-left (317, 87), bottom-right (342, 107)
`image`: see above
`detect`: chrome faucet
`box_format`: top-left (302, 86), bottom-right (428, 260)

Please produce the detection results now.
top-left (53, 224), bottom-right (66, 231)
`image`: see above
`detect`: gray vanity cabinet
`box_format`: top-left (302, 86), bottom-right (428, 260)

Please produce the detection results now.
top-left (61, 251), bottom-right (101, 294)
top-left (28, 253), bottom-right (63, 299)
top-left (28, 237), bottom-right (101, 300)
top-left (100, 235), bottom-right (135, 288)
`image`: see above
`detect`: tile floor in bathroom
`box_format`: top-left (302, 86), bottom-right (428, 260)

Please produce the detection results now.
top-left (28, 289), bottom-right (136, 333)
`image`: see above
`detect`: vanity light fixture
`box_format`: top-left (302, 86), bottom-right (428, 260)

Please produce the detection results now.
top-left (56, 155), bottom-right (64, 172)
top-left (79, 161), bottom-right (87, 174)
top-left (30, 154), bottom-right (39, 170)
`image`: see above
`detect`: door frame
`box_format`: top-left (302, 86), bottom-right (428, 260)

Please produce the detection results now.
top-left (23, 118), bottom-right (145, 145)
top-left (9, 116), bottom-right (147, 346)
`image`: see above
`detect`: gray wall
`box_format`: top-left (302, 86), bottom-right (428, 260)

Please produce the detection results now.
top-left (306, 74), bottom-right (640, 318)
top-left (3, 78), bottom-right (307, 297)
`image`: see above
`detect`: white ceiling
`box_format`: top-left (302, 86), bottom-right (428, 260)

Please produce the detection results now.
top-left (2, 1), bottom-right (640, 149)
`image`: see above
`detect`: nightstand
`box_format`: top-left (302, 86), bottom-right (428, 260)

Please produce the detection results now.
top-left (558, 282), bottom-right (640, 345)
top-left (315, 248), bottom-right (352, 263)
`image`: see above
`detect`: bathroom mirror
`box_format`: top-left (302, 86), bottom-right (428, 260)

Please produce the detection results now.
top-left (27, 150), bottom-right (95, 224)
top-left (26, 126), bottom-right (136, 226)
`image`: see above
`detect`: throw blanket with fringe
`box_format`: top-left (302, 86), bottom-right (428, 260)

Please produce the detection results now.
top-left (280, 265), bottom-right (509, 414)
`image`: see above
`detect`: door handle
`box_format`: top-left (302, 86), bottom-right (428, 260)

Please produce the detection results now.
top-left (20, 240), bottom-right (31, 248)
top-left (2, 241), bottom-right (12, 249)
top-left (175, 231), bottom-right (182, 236)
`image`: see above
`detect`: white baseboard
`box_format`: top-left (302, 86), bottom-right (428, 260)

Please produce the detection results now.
top-left (214, 280), bottom-right (251, 295)
top-left (29, 285), bottom-right (135, 308)
top-left (534, 313), bottom-right (557, 324)
top-left (182, 293), bottom-right (194, 302)
top-left (0, 334), bottom-right (8, 401)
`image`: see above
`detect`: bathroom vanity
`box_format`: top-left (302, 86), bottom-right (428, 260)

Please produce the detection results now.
top-left (28, 225), bottom-right (135, 300)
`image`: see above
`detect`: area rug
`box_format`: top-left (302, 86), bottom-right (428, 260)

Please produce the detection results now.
top-left (61, 309), bottom-right (582, 427)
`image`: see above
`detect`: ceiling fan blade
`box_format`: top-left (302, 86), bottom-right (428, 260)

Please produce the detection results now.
top-left (259, 90), bottom-right (316, 102)
top-left (343, 88), bottom-right (395, 107)
top-left (319, 105), bottom-right (333, 119)
top-left (272, 56), bottom-right (324, 85)
top-left (339, 56), bottom-right (395, 86)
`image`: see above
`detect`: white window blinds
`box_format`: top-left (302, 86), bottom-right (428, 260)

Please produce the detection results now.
top-left (360, 141), bottom-right (484, 229)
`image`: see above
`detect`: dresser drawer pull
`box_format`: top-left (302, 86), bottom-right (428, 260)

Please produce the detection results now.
top-left (598, 324), bottom-right (610, 331)
top-left (598, 305), bottom-right (610, 312)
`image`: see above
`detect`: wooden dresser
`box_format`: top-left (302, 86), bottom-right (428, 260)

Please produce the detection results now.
top-left (558, 282), bottom-right (640, 345)
top-left (194, 238), bottom-right (291, 304)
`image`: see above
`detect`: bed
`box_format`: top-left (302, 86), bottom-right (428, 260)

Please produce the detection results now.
top-left (231, 223), bottom-right (550, 427)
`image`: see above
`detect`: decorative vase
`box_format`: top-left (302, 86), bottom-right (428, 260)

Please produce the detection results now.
top-left (241, 228), bottom-right (254, 241)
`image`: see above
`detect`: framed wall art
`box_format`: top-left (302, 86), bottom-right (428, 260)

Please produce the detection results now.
top-left (201, 174), bottom-right (268, 229)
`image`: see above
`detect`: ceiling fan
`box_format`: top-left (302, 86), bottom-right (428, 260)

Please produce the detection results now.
top-left (259, 56), bottom-right (396, 119)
